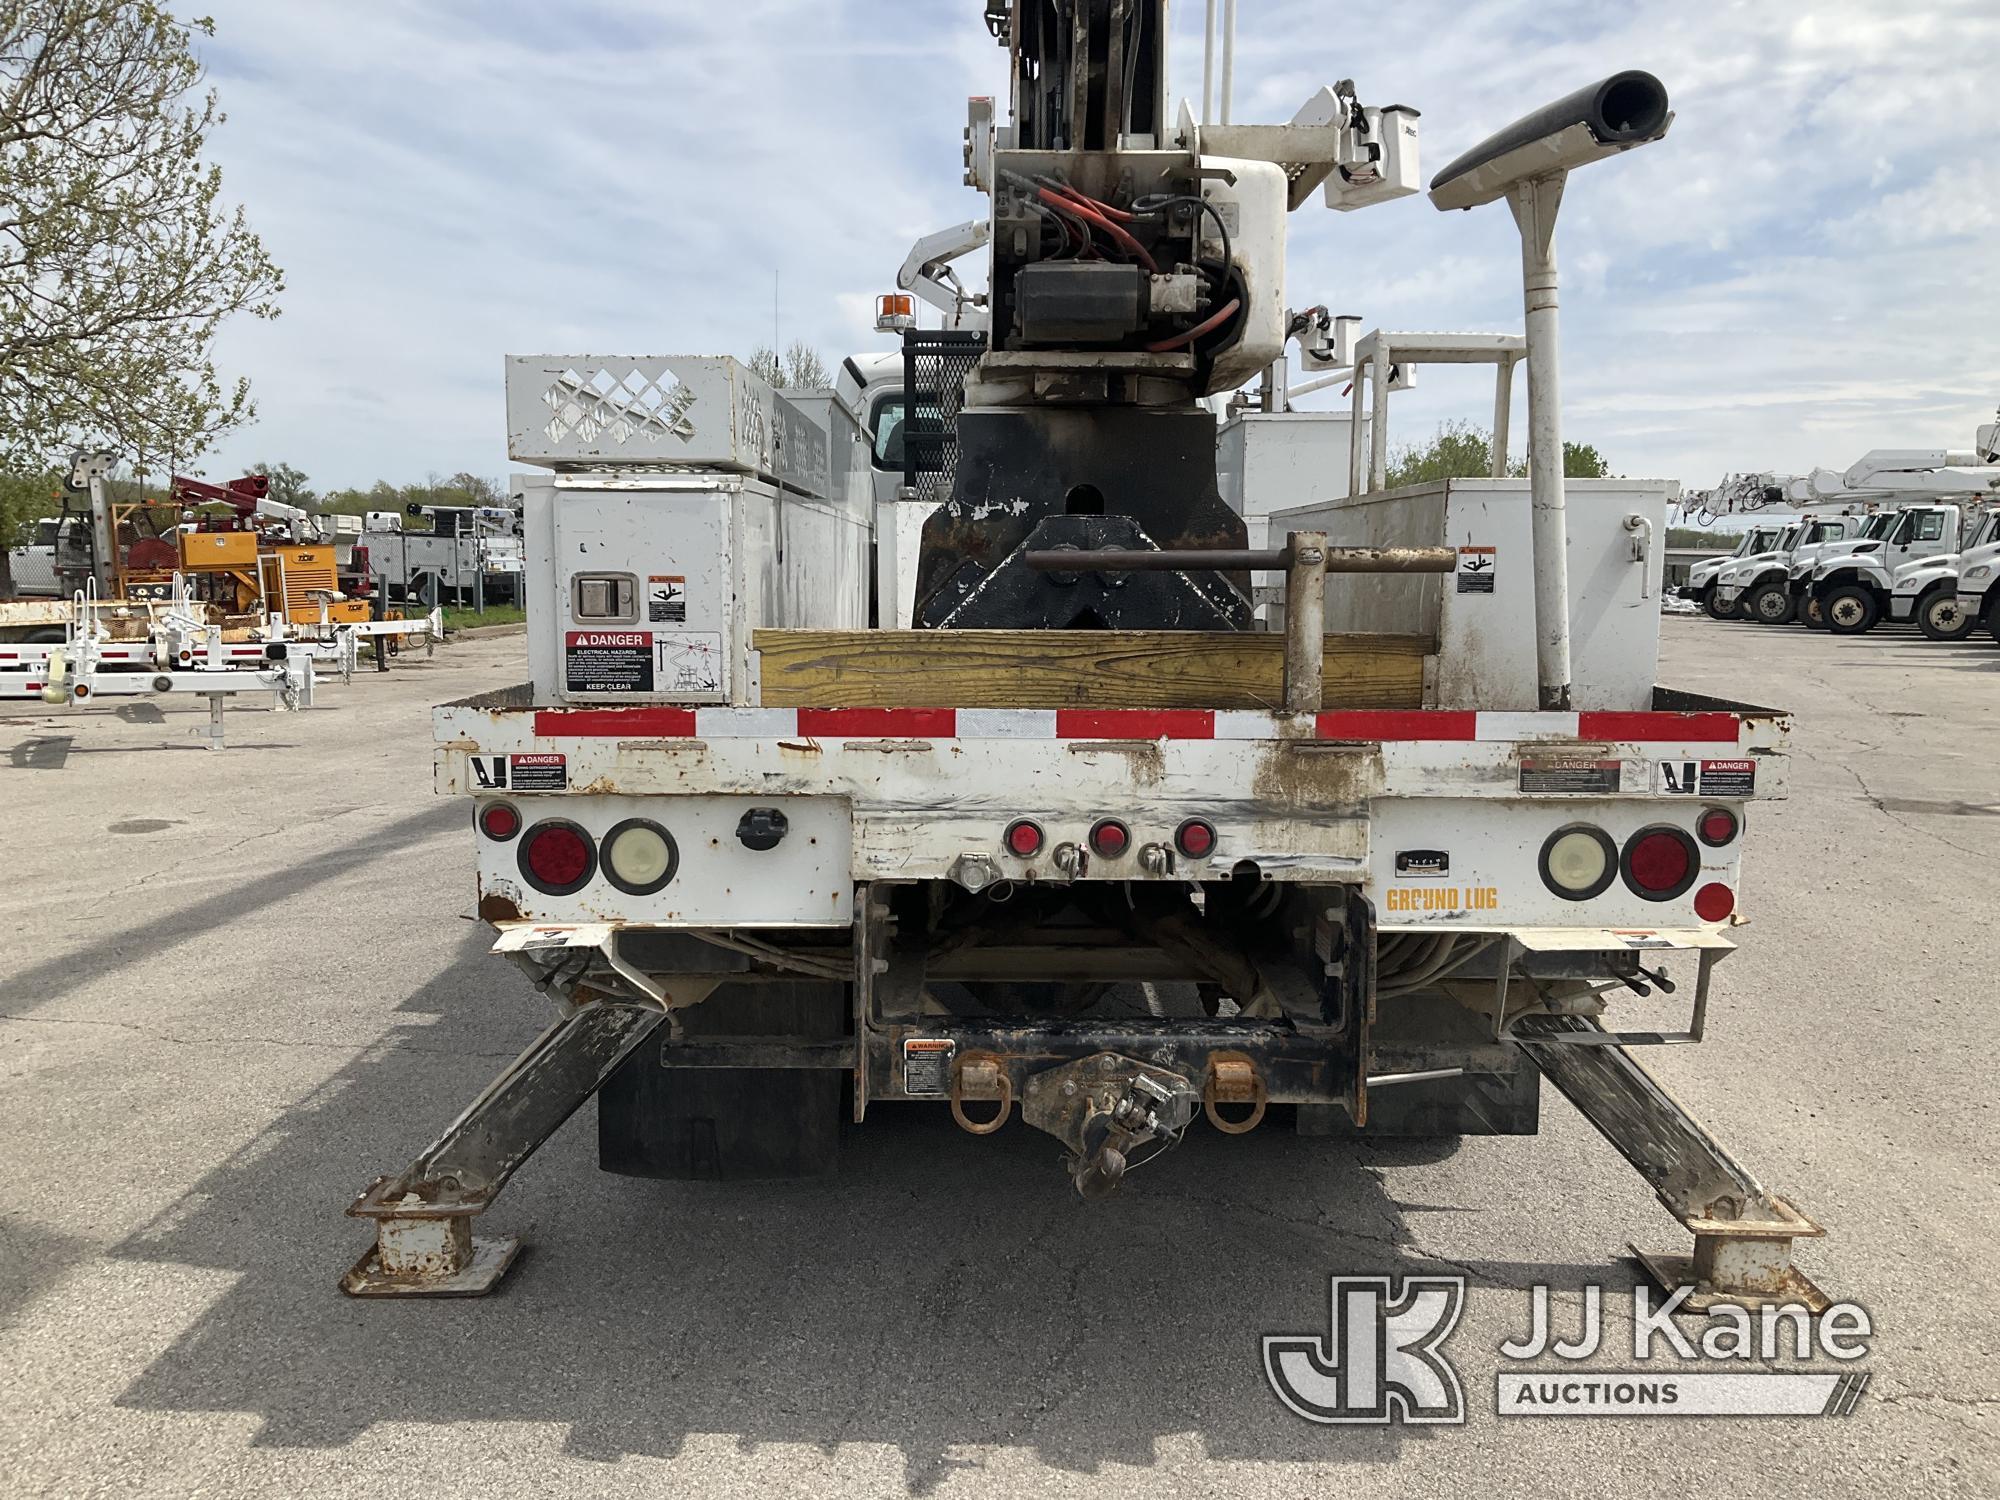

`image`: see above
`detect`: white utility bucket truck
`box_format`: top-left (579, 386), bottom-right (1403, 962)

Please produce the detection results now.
top-left (1711, 514), bottom-right (1860, 624)
top-left (346, 5), bottom-right (1827, 1319)
top-left (1676, 523), bottom-right (1783, 618)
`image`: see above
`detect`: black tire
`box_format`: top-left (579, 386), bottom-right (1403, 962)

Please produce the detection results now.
top-left (1917, 588), bottom-right (1977, 642)
top-left (1747, 580), bottom-right (1795, 625)
top-left (1703, 587), bottom-right (1735, 621)
top-left (1985, 595), bottom-right (2000, 644)
top-left (1801, 596), bottom-right (1827, 631)
top-left (25, 627), bottom-right (66, 643)
top-left (598, 980), bottom-right (846, 1180)
top-left (1824, 584), bottom-right (1879, 634)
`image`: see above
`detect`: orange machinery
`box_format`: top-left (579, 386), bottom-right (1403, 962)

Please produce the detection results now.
top-left (119, 473), bottom-right (373, 625)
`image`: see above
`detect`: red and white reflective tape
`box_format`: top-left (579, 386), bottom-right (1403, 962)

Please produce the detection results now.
top-left (529, 705), bottom-right (1747, 744)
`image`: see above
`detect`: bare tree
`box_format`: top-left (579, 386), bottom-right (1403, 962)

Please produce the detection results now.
top-left (748, 341), bottom-right (833, 390)
top-left (0, 2), bottom-right (283, 475)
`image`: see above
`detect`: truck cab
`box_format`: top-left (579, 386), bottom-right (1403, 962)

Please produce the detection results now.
top-left (1892, 508), bottom-right (1999, 640)
top-left (835, 349), bottom-right (966, 628)
top-left (1808, 503), bottom-right (1961, 634)
top-left (1786, 510), bottom-right (1895, 619)
top-left (1955, 510), bottom-right (2000, 642)
top-left (1681, 525), bottom-right (1779, 615)
top-left (1711, 521), bottom-right (1810, 621)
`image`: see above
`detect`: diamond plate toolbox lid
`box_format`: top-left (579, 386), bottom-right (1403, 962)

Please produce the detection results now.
top-left (504, 354), bottom-right (829, 498)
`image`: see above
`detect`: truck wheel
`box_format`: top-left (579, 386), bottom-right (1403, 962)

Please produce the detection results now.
top-left (1824, 584), bottom-right (1878, 634)
top-left (1801, 597), bottom-right (1826, 631)
top-left (1917, 589), bottom-right (1976, 642)
top-left (1703, 589), bottom-right (1734, 621)
top-left (597, 980), bottom-right (846, 1180)
top-left (1747, 581), bottom-right (1794, 625)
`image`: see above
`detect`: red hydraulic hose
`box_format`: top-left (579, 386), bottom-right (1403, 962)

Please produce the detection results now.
top-left (1045, 181), bottom-right (1136, 222)
top-left (1036, 187), bottom-right (1158, 272)
top-left (1146, 297), bottom-right (1242, 352)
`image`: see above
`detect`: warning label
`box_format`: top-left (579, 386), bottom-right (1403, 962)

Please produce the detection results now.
top-left (509, 753), bottom-right (567, 791)
top-left (647, 574), bottom-right (686, 624)
top-left (1456, 545), bottom-right (1496, 593)
top-left (1698, 758), bottom-right (1756, 797)
top-left (1519, 757), bottom-right (1622, 794)
top-left (656, 631), bottom-right (723, 694)
top-left (903, 1038), bottom-right (956, 1097)
top-left (565, 630), bottom-right (654, 694)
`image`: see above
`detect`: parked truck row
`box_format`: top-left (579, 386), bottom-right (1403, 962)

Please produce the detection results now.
top-left (1679, 419), bottom-right (2000, 642)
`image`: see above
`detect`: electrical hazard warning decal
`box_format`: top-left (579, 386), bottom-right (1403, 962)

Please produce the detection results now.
top-left (565, 630), bottom-right (654, 694)
top-left (647, 574), bottom-right (687, 623)
top-left (1656, 758), bottom-right (1755, 796)
top-left (1456, 546), bottom-right (1496, 593)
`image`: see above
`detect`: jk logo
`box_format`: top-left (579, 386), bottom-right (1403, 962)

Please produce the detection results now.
top-left (1263, 1276), bottom-right (1466, 1425)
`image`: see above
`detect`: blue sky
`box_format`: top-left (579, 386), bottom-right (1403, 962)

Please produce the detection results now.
top-left (191, 1), bottom-right (2000, 495)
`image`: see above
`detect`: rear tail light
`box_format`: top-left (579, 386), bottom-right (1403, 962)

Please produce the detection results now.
top-left (478, 801), bottom-right (521, 841)
top-left (1175, 819), bottom-right (1217, 859)
top-left (1089, 819), bottom-right (1130, 858)
top-left (1004, 819), bottom-right (1044, 858)
top-left (1538, 825), bottom-right (1617, 900)
top-left (603, 818), bottom-right (678, 894)
top-left (1621, 826), bottom-right (1699, 901)
top-left (1696, 807), bottom-right (1739, 846)
top-left (518, 820), bottom-right (596, 895)
top-left (1693, 882), bottom-right (1736, 922)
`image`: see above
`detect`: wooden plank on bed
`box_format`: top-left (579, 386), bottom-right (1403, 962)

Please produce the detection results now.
top-left (751, 629), bottom-right (1430, 710)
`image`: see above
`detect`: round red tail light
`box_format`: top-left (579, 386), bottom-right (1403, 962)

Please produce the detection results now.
top-left (519, 820), bottom-right (596, 895)
top-left (1621, 826), bottom-right (1699, 901)
top-left (1089, 819), bottom-right (1130, 857)
top-left (1693, 882), bottom-right (1736, 922)
top-left (1697, 807), bottom-right (1739, 846)
top-left (1003, 819), bottom-right (1044, 858)
top-left (479, 801), bottom-right (521, 841)
top-left (1175, 819), bottom-right (1217, 859)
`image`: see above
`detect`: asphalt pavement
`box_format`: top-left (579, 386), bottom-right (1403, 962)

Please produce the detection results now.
top-left (0, 618), bottom-right (1993, 1498)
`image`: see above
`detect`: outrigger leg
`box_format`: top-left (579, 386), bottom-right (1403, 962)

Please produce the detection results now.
top-left (1514, 1014), bottom-right (1827, 1312)
top-left (341, 999), bottom-right (666, 1296)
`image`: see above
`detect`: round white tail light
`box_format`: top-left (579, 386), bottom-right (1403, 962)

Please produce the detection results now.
top-left (1539, 825), bottom-right (1617, 901)
top-left (603, 819), bottom-right (678, 895)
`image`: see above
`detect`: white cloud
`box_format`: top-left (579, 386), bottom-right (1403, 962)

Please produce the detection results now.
top-left (184, 1), bottom-right (2000, 494)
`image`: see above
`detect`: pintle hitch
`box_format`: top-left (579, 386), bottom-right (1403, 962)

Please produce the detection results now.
top-left (1020, 1052), bottom-right (1220, 1199)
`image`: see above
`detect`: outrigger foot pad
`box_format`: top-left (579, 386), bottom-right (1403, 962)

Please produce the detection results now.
top-left (1631, 1195), bottom-right (1829, 1314)
top-left (340, 1200), bottom-right (521, 1297)
top-left (338, 998), bottom-right (666, 1298)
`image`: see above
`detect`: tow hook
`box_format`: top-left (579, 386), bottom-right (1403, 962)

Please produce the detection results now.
top-left (1021, 1053), bottom-right (1202, 1200)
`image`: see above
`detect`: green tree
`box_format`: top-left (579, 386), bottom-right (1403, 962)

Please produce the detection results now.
top-left (1385, 419), bottom-right (1611, 488)
top-left (254, 460), bottom-right (314, 510)
top-left (0, 466), bottom-right (62, 544)
top-left (749, 340), bottom-right (832, 389)
top-left (0, 2), bottom-right (282, 481)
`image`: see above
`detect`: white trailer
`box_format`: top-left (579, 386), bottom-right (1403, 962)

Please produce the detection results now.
top-left (1, 586), bottom-right (315, 749)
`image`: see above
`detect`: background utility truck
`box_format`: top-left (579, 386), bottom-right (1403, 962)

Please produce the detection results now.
top-left (1678, 524), bottom-right (1782, 618)
top-left (346, 4), bottom-right (1827, 1319)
